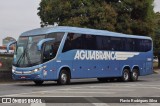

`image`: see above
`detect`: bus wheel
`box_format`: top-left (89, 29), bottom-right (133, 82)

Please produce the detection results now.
top-left (34, 80), bottom-right (44, 85)
top-left (121, 69), bottom-right (130, 82)
top-left (57, 69), bottom-right (70, 85)
top-left (130, 69), bottom-right (138, 81)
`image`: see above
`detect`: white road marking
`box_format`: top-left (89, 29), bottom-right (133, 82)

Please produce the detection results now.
top-left (89, 84), bottom-right (142, 88)
top-left (2, 90), bottom-right (114, 97)
top-left (1, 90), bottom-right (54, 97)
top-left (58, 88), bottom-right (133, 92)
top-left (52, 91), bottom-right (114, 94)
top-left (85, 97), bottom-right (110, 106)
top-left (148, 103), bottom-right (160, 106)
top-left (89, 85), bottom-right (160, 90)
top-left (31, 103), bottom-right (46, 106)
top-left (2, 82), bottom-right (160, 98)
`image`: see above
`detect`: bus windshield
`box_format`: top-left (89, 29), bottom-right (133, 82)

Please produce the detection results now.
top-left (13, 35), bottom-right (45, 67)
top-left (13, 32), bottom-right (64, 67)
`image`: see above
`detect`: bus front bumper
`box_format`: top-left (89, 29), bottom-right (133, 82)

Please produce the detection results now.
top-left (12, 73), bottom-right (43, 80)
top-left (12, 66), bottom-right (46, 80)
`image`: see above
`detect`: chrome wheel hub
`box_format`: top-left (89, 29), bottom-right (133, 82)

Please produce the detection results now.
top-left (124, 72), bottom-right (129, 81)
top-left (133, 72), bottom-right (137, 79)
top-left (61, 73), bottom-right (67, 83)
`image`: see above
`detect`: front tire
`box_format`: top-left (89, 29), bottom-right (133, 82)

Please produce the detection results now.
top-left (121, 69), bottom-right (130, 82)
top-left (57, 69), bottom-right (70, 85)
top-left (130, 69), bottom-right (138, 81)
top-left (34, 80), bottom-right (44, 85)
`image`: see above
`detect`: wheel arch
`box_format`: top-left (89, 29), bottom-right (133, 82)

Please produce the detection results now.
top-left (57, 65), bottom-right (71, 79)
top-left (121, 65), bottom-right (131, 75)
top-left (132, 65), bottom-right (140, 76)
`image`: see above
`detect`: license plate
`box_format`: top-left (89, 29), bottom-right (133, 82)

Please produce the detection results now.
top-left (20, 76), bottom-right (26, 79)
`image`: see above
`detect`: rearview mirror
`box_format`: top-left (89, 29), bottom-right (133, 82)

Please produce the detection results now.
top-left (7, 41), bottom-right (17, 53)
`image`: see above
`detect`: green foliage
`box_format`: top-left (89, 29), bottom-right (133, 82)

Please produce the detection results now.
top-left (38, 0), bottom-right (160, 53)
top-left (154, 12), bottom-right (160, 54)
top-left (38, 0), bottom-right (117, 31)
top-left (38, 0), bottom-right (156, 36)
top-left (110, 0), bottom-right (155, 36)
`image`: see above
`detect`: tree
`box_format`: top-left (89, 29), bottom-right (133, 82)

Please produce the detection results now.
top-left (154, 12), bottom-right (160, 51)
top-left (38, 0), bottom-right (117, 31)
top-left (110, 0), bottom-right (155, 36)
top-left (38, 0), bottom-right (155, 36)
top-left (154, 12), bottom-right (160, 67)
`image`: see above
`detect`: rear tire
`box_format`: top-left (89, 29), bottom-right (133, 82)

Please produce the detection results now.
top-left (34, 80), bottom-right (44, 85)
top-left (57, 69), bottom-right (70, 85)
top-left (130, 69), bottom-right (138, 81)
top-left (121, 69), bottom-right (130, 82)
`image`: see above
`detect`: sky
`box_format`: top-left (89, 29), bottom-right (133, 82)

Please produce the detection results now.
top-left (154, 0), bottom-right (160, 12)
top-left (0, 0), bottom-right (160, 46)
top-left (0, 0), bottom-right (41, 45)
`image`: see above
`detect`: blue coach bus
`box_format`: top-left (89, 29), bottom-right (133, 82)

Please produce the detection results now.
top-left (7, 26), bottom-right (153, 85)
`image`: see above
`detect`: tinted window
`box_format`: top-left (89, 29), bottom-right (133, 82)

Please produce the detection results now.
top-left (110, 37), bottom-right (124, 51)
top-left (125, 38), bottom-right (134, 51)
top-left (43, 43), bottom-right (54, 62)
top-left (96, 36), bottom-right (111, 50)
top-left (62, 33), bottom-right (96, 52)
top-left (142, 39), bottom-right (152, 52)
top-left (62, 33), bottom-right (152, 52)
top-left (46, 32), bottom-right (64, 58)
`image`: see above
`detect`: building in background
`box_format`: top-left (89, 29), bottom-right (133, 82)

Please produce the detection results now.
top-left (0, 37), bottom-right (16, 54)
top-left (2, 37), bottom-right (16, 46)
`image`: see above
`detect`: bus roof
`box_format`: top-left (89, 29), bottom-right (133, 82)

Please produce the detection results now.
top-left (21, 26), bottom-right (152, 40)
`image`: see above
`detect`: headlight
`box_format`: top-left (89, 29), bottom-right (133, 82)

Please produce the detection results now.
top-left (32, 68), bottom-right (41, 73)
top-left (12, 69), bottom-right (15, 73)
top-left (32, 66), bottom-right (46, 73)
top-left (12, 66), bottom-right (16, 73)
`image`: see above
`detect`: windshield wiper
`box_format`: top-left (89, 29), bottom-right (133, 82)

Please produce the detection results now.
top-left (16, 47), bottom-right (28, 67)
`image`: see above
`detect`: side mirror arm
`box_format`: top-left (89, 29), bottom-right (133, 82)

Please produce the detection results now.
top-left (37, 38), bottom-right (55, 51)
top-left (7, 41), bottom-right (17, 52)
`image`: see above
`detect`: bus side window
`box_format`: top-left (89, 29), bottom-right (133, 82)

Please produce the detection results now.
top-left (144, 40), bottom-right (152, 52)
top-left (43, 43), bottom-right (54, 62)
top-left (63, 33), bottom-right (74, 52)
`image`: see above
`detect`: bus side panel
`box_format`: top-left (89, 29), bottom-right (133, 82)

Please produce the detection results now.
top-left (58, 50), bottom-right (153, 79)
top-left (141, 51), bottom-right (153, 75)
top-left (56, 51), bottom-right (74, 78)
top-left (55, 60), bottom-right (73, 79)
top-left (72, 60), bottom-right (90, 78)
top-left (129, 52), bottom-right (153, 76)
top-left (41, 60), bottom-right (57, 80)
top-left (72, 60), bottom-right (124, 78)
top-left (90, 60), bottom-right (121, 78)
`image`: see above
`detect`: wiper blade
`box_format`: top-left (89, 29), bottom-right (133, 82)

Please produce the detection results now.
top-left (16, 47), bottom-right (27, 66)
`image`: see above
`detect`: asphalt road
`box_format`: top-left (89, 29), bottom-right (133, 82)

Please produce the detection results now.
top-left (0, 71), bottom-right (160, 106)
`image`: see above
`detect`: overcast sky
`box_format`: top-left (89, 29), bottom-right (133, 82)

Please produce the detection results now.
top-left (0, 0), bottom-right (160, 45)
top-left (0, 0), bottom-right (41, 45)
